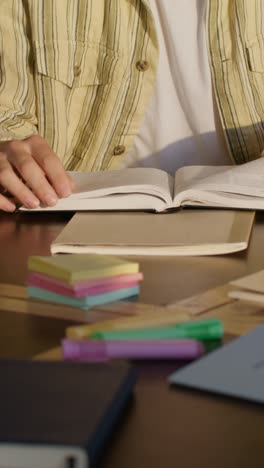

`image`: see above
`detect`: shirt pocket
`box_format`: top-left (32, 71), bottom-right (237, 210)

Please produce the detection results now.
top-left (246, 37), bottom-right (264, 73)
top-left (34, 40), bottom-right (121, 88)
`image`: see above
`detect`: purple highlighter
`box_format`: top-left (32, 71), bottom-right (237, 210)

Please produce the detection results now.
top-left (62, 339), bottom-right (205, 361)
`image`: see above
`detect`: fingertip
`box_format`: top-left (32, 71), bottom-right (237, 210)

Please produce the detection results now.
top-left (56, 174), bottom-right (75, 198)
top-left (3, 201), bottom-right (16, 212)
top-left (57, 184), bottom-right (71, 198)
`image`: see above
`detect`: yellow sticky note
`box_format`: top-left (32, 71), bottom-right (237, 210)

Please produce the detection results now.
top-left (28, 254), bottom-right (139, 284)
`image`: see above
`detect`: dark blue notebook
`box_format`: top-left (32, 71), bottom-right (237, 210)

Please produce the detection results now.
top-left (0, 360), bottom-right (136, 467)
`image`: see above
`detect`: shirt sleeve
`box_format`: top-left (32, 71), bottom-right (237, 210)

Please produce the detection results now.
top-left (0, 0), bottom-right (38, 141)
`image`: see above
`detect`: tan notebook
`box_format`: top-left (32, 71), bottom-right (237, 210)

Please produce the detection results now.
top-left (51, 209), bottom-right (255, 256)
top-left (20, 159), bottom-right (264, 213)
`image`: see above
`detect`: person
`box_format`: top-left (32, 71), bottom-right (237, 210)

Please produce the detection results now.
top-left (0, 0), bottom-right (263, 212)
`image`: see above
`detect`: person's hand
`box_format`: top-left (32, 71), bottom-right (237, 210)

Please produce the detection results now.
top-left (0, 135), bottom-right (74, 212)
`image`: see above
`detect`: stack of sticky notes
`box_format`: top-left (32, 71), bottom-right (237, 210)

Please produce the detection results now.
top-left (27, 254), bottom-right (143, 309)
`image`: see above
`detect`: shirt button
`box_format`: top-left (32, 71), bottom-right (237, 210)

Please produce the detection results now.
top-left (136, 60), bottom-right (149, 72)
top-left (74, 65), bottom-right (82, 77)
top-left (113, 145), bottom-right (126, 156)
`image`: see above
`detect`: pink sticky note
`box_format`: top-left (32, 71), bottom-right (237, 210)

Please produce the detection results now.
top-left (27, 272), bottom-right (143, 297)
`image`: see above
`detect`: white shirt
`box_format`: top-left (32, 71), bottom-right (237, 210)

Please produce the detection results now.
top-left (123, 0), bottom-right (231, 174)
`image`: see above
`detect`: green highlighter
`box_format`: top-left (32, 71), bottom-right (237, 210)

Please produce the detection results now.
top-left (91, 318), bottom-right (223, 341)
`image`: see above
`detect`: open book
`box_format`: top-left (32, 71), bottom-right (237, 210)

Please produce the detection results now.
top-left (20, 158), bottom-right (264, 213)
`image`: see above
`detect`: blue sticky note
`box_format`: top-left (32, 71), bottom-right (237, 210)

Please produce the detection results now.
top-left (27, 285), bottom-right (139, 310)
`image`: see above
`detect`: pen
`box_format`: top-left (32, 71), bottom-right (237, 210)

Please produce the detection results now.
top-left (62, 338), bottom-right (205, 361)
top-left (91, 318), bottom-right (223, 341)
top-left (66, 310), bottom-right (190, 339)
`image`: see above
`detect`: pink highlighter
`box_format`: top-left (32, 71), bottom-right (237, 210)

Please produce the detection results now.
top-left (62, 339), bottom-right (205, 361)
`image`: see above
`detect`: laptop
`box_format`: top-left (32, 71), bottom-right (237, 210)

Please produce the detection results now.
top-left (169, 325), bottom-right (264, 404)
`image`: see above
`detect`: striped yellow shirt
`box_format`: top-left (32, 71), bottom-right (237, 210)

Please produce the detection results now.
top-left (0, 0), bottom-right (263, 170)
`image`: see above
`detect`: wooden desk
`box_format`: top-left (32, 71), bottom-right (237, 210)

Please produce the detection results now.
top-left (0, 211), bottom-right (264, 468)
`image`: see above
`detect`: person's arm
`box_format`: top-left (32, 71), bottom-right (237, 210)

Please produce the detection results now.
top-left (0, 1), bottom-right (73, 212)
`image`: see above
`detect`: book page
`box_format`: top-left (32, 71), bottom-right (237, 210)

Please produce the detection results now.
top-left (173, 158), bottom-right (264, 202)
top-left (69, 168), bottom-right (174, 205)
top-left (21, 193), bottom-right (168, 213)
top-left (20, 167), bottom-right (174, 212)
